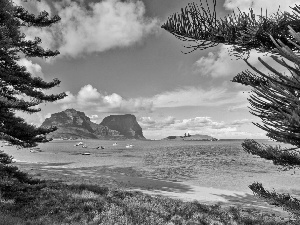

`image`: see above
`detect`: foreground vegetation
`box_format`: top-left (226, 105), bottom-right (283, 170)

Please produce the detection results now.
top-left (0, 151), bottom-right (297, 225)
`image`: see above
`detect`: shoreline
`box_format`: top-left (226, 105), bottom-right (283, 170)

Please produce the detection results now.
top-left (13, 161), bottom-right (290, 217)
top-left (1, 142), bottom-right (295, 217)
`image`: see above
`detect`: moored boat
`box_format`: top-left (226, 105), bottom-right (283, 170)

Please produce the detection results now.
top-left (74, 142), bottom-right (84, 146)
top-left (82, 152), bottom-right (90, 155)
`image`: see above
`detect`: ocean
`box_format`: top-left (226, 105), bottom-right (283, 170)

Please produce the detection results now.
top-left (2, 138), bottom-right (300, 195)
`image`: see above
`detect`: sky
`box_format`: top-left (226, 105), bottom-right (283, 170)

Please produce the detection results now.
top-left (13, 0), bottom-right (299, 140)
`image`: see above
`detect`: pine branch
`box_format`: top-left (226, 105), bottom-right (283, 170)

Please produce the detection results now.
top-left (242, 139), bottom-right (300, 167)
top-left (231, 26), bottom-right (300, 147)
top-left (231, 70), bottom-right (268, 86)
top-left (250, 182), bottom-right (300, 217)
top-left (0, 108), bottom-right (57, 148)
top-left (0, 151), bottom-right (13, 164)
top-left (162, 0), bottom-right (300, 57)
top-left (14, 6), bottom-right (61, 27)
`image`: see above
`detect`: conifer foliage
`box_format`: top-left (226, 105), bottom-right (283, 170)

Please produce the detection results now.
top-left (162, 0), bottom-right (300, 57)
top-left (0, 0), bottom-right (66, 147)
top-left (162, 0), bottom-right (300, 217)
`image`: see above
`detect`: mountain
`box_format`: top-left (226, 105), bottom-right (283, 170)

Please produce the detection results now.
top-left (100, 114), bottom-right (145, 140)
top-left (41, 109), bottom-right (145, 140)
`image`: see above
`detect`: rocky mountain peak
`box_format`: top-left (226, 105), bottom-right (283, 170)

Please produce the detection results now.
top-left (41, 109), bottom-right (145, 140)
top-left (100, 114), bottom-right (145, 139)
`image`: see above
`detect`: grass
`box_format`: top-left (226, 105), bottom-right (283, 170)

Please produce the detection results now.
top-left (1, 181), bottom-right (296, 225)
top-left (0, 151), bottom-right (298, 225)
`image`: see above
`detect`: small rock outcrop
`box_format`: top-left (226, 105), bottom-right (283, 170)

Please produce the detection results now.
top-left (100, 114), bottom-right (145, 139)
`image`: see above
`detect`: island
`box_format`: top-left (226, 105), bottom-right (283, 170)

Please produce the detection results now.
top-left (163, 133), bottom-right (218, 141)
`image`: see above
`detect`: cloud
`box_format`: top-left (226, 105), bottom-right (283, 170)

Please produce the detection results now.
top-left (13, 0), bottom-right (52, 15)
top-left (56, 82), bottom-right (252, 114)
top-left (229, 119), bottom-right (252, 126)
top-left (87, 114), bottom-right (99, 123)
top-left (138, 116), bottom-right (262, 139)
top-left (56, 83), bottom-right (250, 114)
top-left (45, 113), bottom-right (51, 119)
top-left (151, 86), bottom-right (248, 108)
top-left (77, 84), bottom-right (102, 105)
top-left (194, 45), bottom-right (276, 78)
top-left (17, 0), bottom-right (159, 57)
top-left (228, 103), bottom-right (249, 112)
top-left (194, 42), bottom-right (296, 82)
top-left (138, 116), bottom-right (176, 129)
top-left (17, 58), bottom-right (44, 78)
top-left (88, 115), bottom-right (99, 119)
top-left (56, 84), bottom-right (154, 113)
top-left (171, 117), bottom-right (225, 130)
top-left (139, 116), bottom-right (250, 131)
top-left (16, 111), bottom-right (49, 127)
top-left (223, 0), bottom-right (299, 14)
top-left (194, 45), bottom-right (238, 78)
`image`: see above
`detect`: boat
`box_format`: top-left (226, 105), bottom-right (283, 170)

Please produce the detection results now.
top-left (113, 143), bottom-right (118, 146)
top-left (82, 152), bottom-right (91, 155)
top-left (82, 145), bottom-right (87, 148)
top-left (74, 142), bottom-right (84, 146)
top-left (30, 149), bottom-right (42, 153)
top-left (125, 144), bottom-right (134, 149)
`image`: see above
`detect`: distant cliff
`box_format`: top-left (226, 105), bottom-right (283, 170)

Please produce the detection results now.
top-left (41, 109), bottom-right (145, 140)
top-left (100, 114), bottom-right (145, 140)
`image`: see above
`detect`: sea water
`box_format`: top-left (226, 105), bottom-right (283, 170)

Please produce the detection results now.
top-left (2, 139), bottom-right (300, 195)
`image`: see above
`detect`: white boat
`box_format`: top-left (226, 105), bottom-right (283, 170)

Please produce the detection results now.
top-left (74, 142), bottom-right (84, 146)
top-left (30, 150), bottom-right (39, 153)
top-left (125, 144), bottom-right (134, 149)
top-left (82, 145), bottom-right (87, 148)
top-left (113, 143), bottom-right (118, 146)
top-left (82, 152), bottom-right (90, 155)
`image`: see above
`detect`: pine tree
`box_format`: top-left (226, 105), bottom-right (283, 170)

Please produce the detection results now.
top-left (0, 0), bottom-right (66, 148)
top-left (162, 0), bottom-right (300, 217)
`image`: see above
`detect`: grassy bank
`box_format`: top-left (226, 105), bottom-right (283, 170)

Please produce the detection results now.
top-left (1, 181), bottom-right (296, 225)
top-left (0, 151), bottom-right (297, 224)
